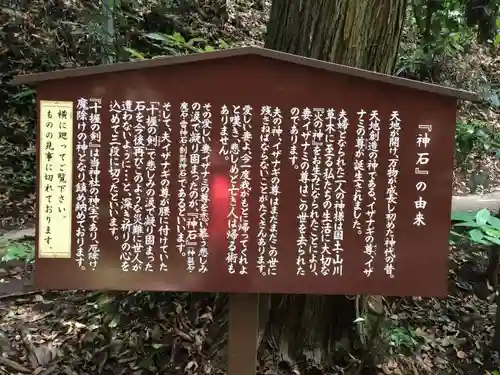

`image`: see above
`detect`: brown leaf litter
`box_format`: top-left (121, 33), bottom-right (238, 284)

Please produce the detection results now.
top-left (0, 244), bottom-right (497, 375)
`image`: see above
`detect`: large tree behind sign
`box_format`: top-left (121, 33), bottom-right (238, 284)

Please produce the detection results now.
top-left (265, 0), bottom-right (407, 74)
top-left (260, 0), bottom-right (408, 368)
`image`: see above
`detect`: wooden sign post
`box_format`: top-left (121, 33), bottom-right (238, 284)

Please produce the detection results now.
top-left (228, 294), bottom-right (259, 375)
top-left (12, 47), bottom-right (478, 374)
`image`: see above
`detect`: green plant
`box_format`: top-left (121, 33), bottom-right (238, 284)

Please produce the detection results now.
top-left (398, 0), bottom-right (499, 81)
top-left (450, 208), bottom-right (500, 246)
top-left (388, 327), bottom-right (419, 349)
top-left (455, 119), bottom-right (500, 167)
top-left (397, 0), bottom-right (474, 80)
top-left (496, 17), bottom-right (500, 45)
top-left (124, 32), bottom-right (229, 60)
top-left (0, 239), bottom-right (35, 263)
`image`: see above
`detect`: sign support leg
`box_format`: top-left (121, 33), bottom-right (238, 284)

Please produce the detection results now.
top-left (228, 293), bottom-right (259, 375)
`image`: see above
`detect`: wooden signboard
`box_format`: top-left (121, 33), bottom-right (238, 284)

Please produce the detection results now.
top-left (12, 47), bottom-right (478, 375)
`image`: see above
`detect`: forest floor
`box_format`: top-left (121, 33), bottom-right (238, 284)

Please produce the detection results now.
top-left (0, 219), bottom-right (499, 375)
top-left (2, 1), bottom-right (500, 374)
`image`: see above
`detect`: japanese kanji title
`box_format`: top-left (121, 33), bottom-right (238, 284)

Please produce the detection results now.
top-left (414, 125), bottom-right (432, 227)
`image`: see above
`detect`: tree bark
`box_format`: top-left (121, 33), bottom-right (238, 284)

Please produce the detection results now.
top-left (265, 0), bottom-right (407, 74)
top-left (262, 0), bottom-right (408, 368)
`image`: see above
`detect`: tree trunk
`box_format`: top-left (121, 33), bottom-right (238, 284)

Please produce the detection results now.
top-left (261, 0), bottom-right (408, 369)
top-left (265, 0), bottom-right (406, 74)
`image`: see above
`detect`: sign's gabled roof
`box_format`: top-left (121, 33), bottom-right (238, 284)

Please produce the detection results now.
top-left (10, 46), bottom-right (478, 102)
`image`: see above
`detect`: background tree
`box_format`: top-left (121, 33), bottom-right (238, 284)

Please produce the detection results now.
top-left (265, 0), bottom-right (407, 74)
top-left (260, 0), bottom-right (408, 370)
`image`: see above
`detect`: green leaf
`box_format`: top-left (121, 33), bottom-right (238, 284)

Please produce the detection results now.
top-left (12, 89), bottom-right (35, 100)
top-left (488, 215), bottom-right (500, 231)
top-left (143, 32), bottom-right (171, 43)
top-left (468, 228), bottom-right (484, 243)
top-left (124, 47), bottom-right (145, 60)
top-left (452, 221), bottom-right (480, 228)
top-left (476, 129), bottom-right (488, 138)
top-left (1, 242), bottom-right (34, 263)
top-left (218, 39), bottom-right (230, 49)
top-left (451, 211), bottom-right (476, 222)
top-left (172, 32), bottom-right (185, 44)
top-left (482, 226), bottom-right (500, 238)
top-left (484, 235), bottom-right (500, 246)
top-left (476, 208), bottom-right (490, 226)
